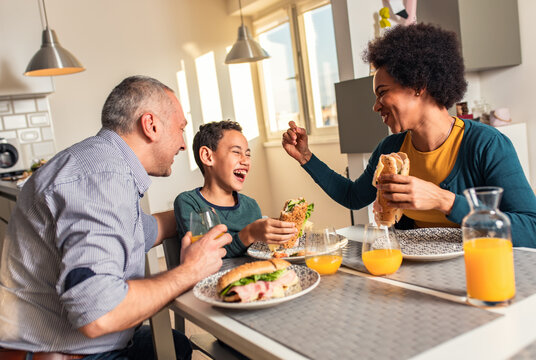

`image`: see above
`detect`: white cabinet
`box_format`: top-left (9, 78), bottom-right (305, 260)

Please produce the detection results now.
top-left (0, 1), bottom-right (54, 97)
top-left (417, 0), bottom-right (521, 71)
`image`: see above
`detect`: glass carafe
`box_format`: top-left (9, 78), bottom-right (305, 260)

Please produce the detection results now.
top-left (462, 187), bottom-right (515, 307)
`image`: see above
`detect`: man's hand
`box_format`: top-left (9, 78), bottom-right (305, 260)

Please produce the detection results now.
top-left (239, 218), bottom-right (297, 247)
top-left (377, 174), bottom-right (455, 214)
top-left (180, 224), bottom-right (231, 282)
top-left (282, 121), bottom-right (312, 165)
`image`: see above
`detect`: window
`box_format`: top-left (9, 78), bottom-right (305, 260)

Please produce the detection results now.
top-left (227, 49), bottom-right (260, 141)
top-left (176, 60), bottom-right (197, 171)
top-left (254, 1), bottom-right (339, 139)
top-left (195, 51), bottom-right (223, 124)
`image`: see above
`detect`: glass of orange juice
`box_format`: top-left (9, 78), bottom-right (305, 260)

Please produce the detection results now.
top-left (190, 209), bottom-right (221, 243)
top-left (462, 187), bottom-right (515, 307)
top-left (305, 227), bottom-right (343, 275)
top-left (362, 224), bottom-right (402, 276)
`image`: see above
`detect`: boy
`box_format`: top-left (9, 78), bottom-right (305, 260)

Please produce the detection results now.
top-left (174, 121), bottom-right (297, 257)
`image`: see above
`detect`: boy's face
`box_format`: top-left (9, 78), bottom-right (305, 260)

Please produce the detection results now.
top-left (209, 129), bottom-right (251, 192)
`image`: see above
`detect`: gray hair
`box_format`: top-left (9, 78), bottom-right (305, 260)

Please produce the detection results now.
top-left (101, 75), bottom-right (174, 134)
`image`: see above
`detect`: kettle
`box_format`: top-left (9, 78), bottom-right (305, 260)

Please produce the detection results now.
top-left (0, 138), bottom-right (19, 169)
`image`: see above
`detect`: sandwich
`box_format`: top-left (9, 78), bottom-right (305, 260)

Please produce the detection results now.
top-left (273, 198), bottom-right (314, 250)
top-left (217, 259), bottom-right (300, 302)
top-left (372, 152), bottom-right (410, 226)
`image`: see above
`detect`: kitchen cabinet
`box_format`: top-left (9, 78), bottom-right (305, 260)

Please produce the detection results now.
top-left (417, 0), bottom-right (521, 71)
top-left (0, 1), bottom-right (54, 97)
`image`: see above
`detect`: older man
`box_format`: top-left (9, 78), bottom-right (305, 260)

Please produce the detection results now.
top-left (0, 76), bottom-right (230, 359)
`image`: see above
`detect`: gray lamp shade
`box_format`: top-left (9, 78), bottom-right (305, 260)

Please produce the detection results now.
top-left (225, 25), bottom-right (269, 64)
top-left (25, 28), bottom-right (85, 76)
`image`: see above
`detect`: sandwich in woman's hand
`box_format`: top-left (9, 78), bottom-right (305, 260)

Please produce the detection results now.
top-left (372, 152), bottom-right (410, 226)
top-left (217, 259), bottom-right (300, 302)
top-left (277, 197), bottom-right (314, 249)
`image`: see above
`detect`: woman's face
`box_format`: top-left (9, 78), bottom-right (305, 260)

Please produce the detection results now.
top-left (372, 67), bottom-right (422, 134)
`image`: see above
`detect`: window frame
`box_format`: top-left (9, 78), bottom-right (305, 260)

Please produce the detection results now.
top-left (253, 0), bottom-right (339, 141)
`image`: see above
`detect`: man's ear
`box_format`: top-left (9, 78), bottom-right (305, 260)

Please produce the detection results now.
top-left (139, 113), bottom-right (159, 142)
top-left (199, 146), bottom-right (214, 167)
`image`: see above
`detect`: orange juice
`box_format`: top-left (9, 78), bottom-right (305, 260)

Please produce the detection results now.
top-left (306, 254), bottom-right (342, 275)
top-left (191, 234), bottom-right (203, 243)
top-left (464, 237), bottom-right (515, 302)
top-left (362, 249), bottom-right (403, 276)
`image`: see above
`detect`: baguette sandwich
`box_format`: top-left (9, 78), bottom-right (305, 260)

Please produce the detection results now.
top-left (275, 198), bottom-right (314, 250)
top-left (372, 152), bottom-right (410, 226)
top-left (217, 259), bottom-right (300, 302)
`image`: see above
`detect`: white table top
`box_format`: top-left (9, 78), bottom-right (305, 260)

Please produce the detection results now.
top-left (171, 226), bottom-right (536, 360)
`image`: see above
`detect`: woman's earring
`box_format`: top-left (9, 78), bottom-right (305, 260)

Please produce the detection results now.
top-left (415, 91), bottom-right (420, 96)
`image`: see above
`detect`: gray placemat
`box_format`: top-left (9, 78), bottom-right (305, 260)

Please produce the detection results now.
top-left (342, 240), bottom-right (536, 301)
top-left (223, 272), bottom-right (501, 360)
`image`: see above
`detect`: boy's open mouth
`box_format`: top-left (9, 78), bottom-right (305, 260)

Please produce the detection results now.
top-left (233, 169), bottom-right (247, 181)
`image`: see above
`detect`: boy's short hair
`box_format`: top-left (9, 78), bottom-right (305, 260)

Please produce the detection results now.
top-left (193, 120), bottom-right (243, 175)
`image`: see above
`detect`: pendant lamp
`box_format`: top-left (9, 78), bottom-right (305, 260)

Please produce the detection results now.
top-left (225, 0), bottom-right (269, 64)
top-left (24, 0), bottom-right (85, 76)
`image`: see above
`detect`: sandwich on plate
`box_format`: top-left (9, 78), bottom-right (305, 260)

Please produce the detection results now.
top-left (217, 259), bottom-right (300, 303)
top-left (372, 152), bottom-right (410, 227)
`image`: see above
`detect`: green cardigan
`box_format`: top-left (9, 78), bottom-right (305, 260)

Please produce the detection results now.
top-left (302, 119), bottom-right (536, 247)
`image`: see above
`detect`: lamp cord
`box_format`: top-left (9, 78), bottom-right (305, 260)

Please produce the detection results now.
top-left (238, 0), bottom-right (244, 25)
top-left (39, 0), bottom-right (50, 30)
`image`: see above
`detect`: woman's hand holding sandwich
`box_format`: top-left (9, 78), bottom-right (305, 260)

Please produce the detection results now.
top-left (282, 121), bottom-right (313, 165)
top-left (376, 174), bottom-right (455, 215)
top-left (238, 218), bottom-right (297, 247)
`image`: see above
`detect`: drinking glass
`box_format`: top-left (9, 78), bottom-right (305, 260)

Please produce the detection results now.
top-left (189, 209), bottom-right (221, 243)
top-left (462, 186), bottom-right (515, 307)
top-left (362, 224), bottom-right (402, 276)
top-left (305, 227), bottom-right (342, 275)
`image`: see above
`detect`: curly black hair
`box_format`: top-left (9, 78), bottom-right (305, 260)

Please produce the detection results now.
top-left (363, 23), bottom-right (467, 109)
top-left (193, 120), bottom-right (243, 175)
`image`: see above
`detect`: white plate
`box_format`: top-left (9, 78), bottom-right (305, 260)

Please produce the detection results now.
top-left (193, 265), bottom-right (320, 309)
top-left (396, 228), bottom-right (463, 261)
top-left (247, 235), bottom-right (348, 262)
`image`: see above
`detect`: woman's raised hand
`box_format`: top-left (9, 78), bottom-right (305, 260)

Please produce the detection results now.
top-left (282, 121), bottom-right (313, 165)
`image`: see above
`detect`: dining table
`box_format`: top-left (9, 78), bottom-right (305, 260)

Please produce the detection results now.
top-left (169, 225), bottom-right (536, 360)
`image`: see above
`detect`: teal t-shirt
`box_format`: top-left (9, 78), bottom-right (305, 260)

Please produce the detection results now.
top-left (174, 188), bottom-right (262, 257)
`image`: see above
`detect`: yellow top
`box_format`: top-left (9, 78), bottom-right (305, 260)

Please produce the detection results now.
top-left (399, 117), bottom-right (465, 228)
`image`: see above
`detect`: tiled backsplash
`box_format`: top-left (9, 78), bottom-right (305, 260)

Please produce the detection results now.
top-left (0, 96), bottom-right (56, 170)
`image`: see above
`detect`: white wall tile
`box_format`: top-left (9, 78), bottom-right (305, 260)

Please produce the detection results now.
top-left (41, 127), bottom-right (54, 141)
top-left (29, 113), bottom-right (49, 127)
top-left (18, 128), bottom-right (42, 143)
top-left (0, 131), bottom-right (17, 139)
top-left (0, 101), bottom-right (11, 114)
top-left (3, 115), bottom-right (27, 130)
top-left (13, 99), bottom-right (36, 114)
top-left (0, 119), bottom-right (3, 131)
top-left (32, 141), bottom-right (55, 157)
top-left (21, 143), bottom-right (33, 169)
top-left (35, 97), bottom-right (49, 112)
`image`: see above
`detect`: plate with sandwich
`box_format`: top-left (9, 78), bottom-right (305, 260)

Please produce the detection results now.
top-left (193, 259), bottom-right (320, 309)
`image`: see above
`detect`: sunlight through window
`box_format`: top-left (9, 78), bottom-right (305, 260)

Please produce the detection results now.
top-left (176, 61), bottom-right (197, 171)
top-left (195, 51), bottom-right (223, 124)
top-left (227, 47), bottom-right (259, 141)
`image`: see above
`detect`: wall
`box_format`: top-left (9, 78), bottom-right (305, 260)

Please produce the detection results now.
top-left (28, 0), bottom-right (273, 214)
top-left (264, 140), bottom-right (352, 228)
top-left (478, 0), bottom-right (536, 187)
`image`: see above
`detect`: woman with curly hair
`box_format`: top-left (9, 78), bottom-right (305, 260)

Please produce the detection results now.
top-left (282, 23), bottom-right (536, 247)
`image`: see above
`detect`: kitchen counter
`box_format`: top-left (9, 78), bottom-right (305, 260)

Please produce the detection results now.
top-left (0, 180), bottom-right (21, 199)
